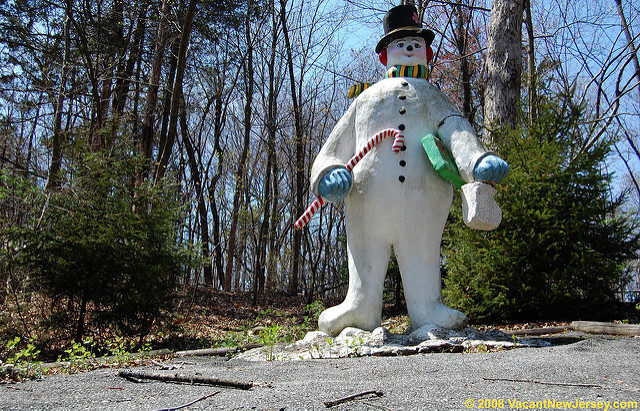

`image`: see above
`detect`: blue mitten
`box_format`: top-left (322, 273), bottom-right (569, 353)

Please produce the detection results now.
top-left (474, 155), bottom-right (509, 183)
top-left (318, 167), bottom-right (353, 202)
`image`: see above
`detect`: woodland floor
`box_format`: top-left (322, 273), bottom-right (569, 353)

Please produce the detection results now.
top-left (1, 286), bottom-right (584, 379)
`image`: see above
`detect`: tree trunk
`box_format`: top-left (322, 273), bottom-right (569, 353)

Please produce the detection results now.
top-left (209, 94), bottom-right (226, 288)
top-left (25, 93), bottom-right (42, 178)
top-left (75, 293), bottom-right (87, 342)
top-left (97, 0), bottom-right (124, 142)
top-left (280, 0), bottom-right (304, 295)
top-left (587, 1), bottom-right (640, 202)
top-left (112, 0), bottom-right (149, 123)
top-left (614, 0), bottom-right (640, 108)
top-left (253, 150), bottom-right (272, 301)
top-left (224, 4), bottom-right (254, 291)
top-left (484, 0), bottom-right (525, 143)
top-left (454, 3), bottom-right (472, 120)
top-left (132, 44), bottom-right (144, 138)
top-left (253, 3), bottom-right (280, 303)
top-left (46, 0), bottom-right (72, 190)
top-left (157, 40), bottom-right (180, 166)
top-left (524, 0), bottom-right (537, 123)
top-left (156, 0), bottom-right (198, 181)
top-left (140, 0), bottom-right (170, 178)
top-left (180, 105), bottom-right (213, 286)
top-left (266, 154), bottom-right (280, 291)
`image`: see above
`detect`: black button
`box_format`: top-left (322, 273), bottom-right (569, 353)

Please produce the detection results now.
top-left (399, 107), bottom-right (406, 114)
top-left (400, 145), bottom-right (407, 151)
top-left (401, 80), bottom-right (408, 86)
top-left (399, 175), bottom-right (405, 182)
top-left (399, 95), bottom-right (407, 100)
top-left (398, 124), bottom-right (405, 130)
top-left (399, 160), bottom-right (406, 167)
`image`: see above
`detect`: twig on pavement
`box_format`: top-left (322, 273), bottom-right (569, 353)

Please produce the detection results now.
top-left (157, 391), bottom-right (220, 411)
top-left (118, 370), bottom-right (253, 390)
top-left (483, 377), bottom-right (602, 388)
top-left (324, 390), bottom-right (384, 408)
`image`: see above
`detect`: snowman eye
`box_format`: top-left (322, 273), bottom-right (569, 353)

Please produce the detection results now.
top-left (414, 43), bottom-right (421, 48)
top-left (397, 42), bottom-right (404, 48)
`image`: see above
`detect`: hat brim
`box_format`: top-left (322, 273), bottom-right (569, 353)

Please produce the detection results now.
top-left (375, 28), bottom-right (435, 53)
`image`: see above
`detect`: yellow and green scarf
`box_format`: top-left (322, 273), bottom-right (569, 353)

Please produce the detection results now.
top-left (386, 64), bottom-right (428, 79)
top-left (348, 65), bottom-right (428, 99)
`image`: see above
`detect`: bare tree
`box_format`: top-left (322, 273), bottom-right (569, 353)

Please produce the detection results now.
top-left (280, 0), bottom-right (305, 295)
top-left (253, 0), bottom-right (282, 303)
top-left (614, 0), bottom-right (640, 106)
top-left (140, 0), bottom-right (171, 178)
top-left (156, 0), bottom-right (199, 181)
top-left (225, 0), bottom-right (257, 291)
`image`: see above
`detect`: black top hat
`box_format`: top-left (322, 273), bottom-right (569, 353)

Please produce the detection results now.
top-left (375, 5), bottom-right (435, 53)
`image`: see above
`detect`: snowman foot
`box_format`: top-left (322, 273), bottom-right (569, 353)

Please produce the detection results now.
top-left (318, 302), bottom-right (380, 336)
top-left (410, 303), bottom-right (468, 331)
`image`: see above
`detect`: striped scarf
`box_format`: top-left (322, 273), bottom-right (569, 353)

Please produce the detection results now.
top-left (348, 82), bottom-right (372, 98)
top-left (348, 65), bottom-right (428, 99)
top-left (386, 64), bottom-right (428, 79)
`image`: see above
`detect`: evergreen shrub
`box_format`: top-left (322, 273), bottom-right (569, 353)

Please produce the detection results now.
top-left (442, 88), bottom-right (639, 323)
top-left (11, 144), bottom-right (199, 340)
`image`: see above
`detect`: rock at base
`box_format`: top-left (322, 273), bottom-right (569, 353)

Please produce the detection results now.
top-left (232, 324), bottom-right (550, 362)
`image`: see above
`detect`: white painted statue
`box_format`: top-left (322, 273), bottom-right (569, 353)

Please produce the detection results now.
top-left (310, 5), bottom-right (509, 336)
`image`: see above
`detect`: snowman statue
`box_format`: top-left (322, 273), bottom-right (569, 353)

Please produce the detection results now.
top-left (309, 5), bottom-right (509, 336)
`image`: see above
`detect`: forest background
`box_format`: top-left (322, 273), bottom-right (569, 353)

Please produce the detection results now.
top-left (1, 0), bottom-right (639, 364)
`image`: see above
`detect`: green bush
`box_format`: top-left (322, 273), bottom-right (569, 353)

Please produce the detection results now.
top-left (442, 88), bottom-right (639, 323)
top-left (11, 145), bottom-right (199, 340)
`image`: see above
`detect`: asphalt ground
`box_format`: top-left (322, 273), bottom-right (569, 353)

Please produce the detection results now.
top-left (1, 335), bottom-right (639, 410)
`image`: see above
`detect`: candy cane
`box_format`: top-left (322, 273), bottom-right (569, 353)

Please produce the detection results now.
top-left (294, 128), bottom-right (403, 230)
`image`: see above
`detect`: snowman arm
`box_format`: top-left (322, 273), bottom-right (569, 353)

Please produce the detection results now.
top-left (435, 108), bottom-right (491, 183)
top-left (310, 102), bottom-right (357, 195)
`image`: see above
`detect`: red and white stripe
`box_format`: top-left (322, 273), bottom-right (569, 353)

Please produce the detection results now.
top-left (295, 128), bottom-right (403, 230)
top-left (391, 134), bottom-right (405, 153)
top-left (294, 196), bottom-right (325, 230)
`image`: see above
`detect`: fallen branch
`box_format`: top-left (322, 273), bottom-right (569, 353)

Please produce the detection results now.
top-left (324, 390), bottom-right (384, 408)
top-left (175, 344), bottom-right (262, 357)
top-left (118, 370), bottom-right (253, 390)
top-left (483, 377), bottom-right (602, 388)
top-left (570, 321), bottom-right (640, 336)
top-left (158, 391), bottom-right (220, 411)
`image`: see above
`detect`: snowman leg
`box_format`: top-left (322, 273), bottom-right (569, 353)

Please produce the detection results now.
top-left (318, 229), bottom-right (391, 336)
top-left (394, 221), bottom-right (467, 331)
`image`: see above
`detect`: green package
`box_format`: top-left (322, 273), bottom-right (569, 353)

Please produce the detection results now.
top-left (421, 134), bottom-right (465, 189)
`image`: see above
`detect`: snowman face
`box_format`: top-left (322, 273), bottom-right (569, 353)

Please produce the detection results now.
top-left (386, 37), bottom-right (428, 67)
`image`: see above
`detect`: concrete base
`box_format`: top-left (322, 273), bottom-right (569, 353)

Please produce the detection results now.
top-left (234, 325), bottom-right (550, 361)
